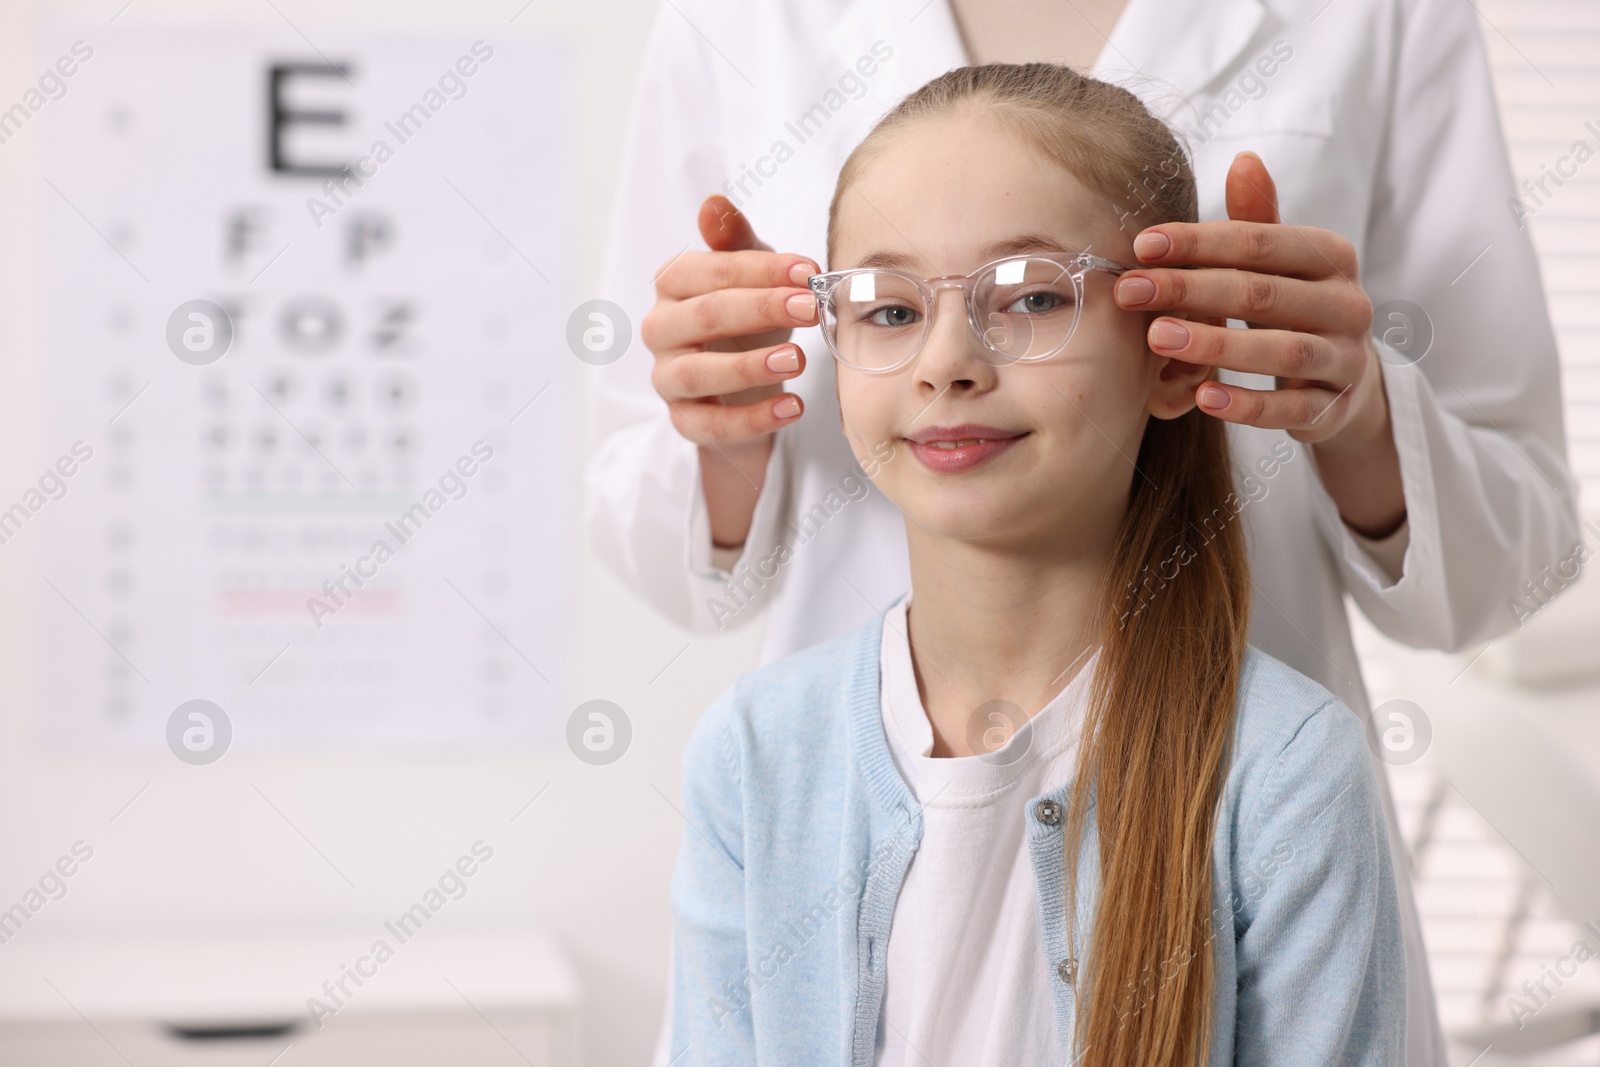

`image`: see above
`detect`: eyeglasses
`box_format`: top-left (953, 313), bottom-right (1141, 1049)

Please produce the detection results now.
top-left (807, 250), bottom-right (1133, 374)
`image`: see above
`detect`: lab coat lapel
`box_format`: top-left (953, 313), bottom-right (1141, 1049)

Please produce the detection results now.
top-left (1092, 0), bottom-right (1269, 122)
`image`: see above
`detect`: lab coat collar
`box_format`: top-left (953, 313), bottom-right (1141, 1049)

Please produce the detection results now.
top-left (826, 0), bottom-right (1268, 123)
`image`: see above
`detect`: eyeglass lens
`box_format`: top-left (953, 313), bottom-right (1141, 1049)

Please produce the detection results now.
top-left (821, 258), bottom-right (1083, 371)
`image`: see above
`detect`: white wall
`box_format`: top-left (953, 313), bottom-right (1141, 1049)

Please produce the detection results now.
top-left (0, 2), bottom-right (763, 1064)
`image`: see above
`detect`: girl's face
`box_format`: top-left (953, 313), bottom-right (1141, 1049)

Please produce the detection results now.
top-left (832, 106), bottom-right (1210, 555)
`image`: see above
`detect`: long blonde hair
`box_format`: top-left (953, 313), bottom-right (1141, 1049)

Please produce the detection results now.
top-left (827, 64), bottom-right (1252, 1066)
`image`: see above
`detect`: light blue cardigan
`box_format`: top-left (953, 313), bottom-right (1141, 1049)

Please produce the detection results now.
top-left (668, 595), bottom-right (1406, 1064)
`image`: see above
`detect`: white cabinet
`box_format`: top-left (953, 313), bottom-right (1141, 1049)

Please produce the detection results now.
top-left (0, 928), bottom-right (581, 1065)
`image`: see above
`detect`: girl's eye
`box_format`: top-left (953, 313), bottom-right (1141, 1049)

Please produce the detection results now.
top-left (864, 304), bottom-right (921, 329)
top-left (1003, 289), bottom-right (1075, 315)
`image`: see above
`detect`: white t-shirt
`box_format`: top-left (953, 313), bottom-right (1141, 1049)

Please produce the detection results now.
top-left (875, 594), bottom-right (1099, 1067)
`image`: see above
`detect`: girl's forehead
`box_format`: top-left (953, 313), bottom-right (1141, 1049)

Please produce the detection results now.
top-left (840, 151), bottom-right (1109, 222)
top-left (832, 188), bottom-right (1126, 272)
top-left (831, 114), bottom-right (1143, 266)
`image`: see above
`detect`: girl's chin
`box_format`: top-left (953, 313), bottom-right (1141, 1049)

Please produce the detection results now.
top-left (901, 500), bottom-right (1040, 544)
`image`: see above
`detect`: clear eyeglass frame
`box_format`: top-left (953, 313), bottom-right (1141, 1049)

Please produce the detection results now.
top-left (806, 250), bottom-right (1134, 374)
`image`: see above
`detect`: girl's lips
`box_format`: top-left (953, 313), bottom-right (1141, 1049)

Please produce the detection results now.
top-left (906, 433), bottom-right (1028, 473)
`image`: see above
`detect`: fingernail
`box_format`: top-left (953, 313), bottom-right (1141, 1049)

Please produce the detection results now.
top-left (1133, 232), bottom-right (1170, 260)
top-left (1198, 383), bottom-right (1229, 409)
top-left (787, 293), bottom-right (816, 321)
top-left (1116, 277), bottom-right (1156, 306)
top-left (1149, 320), bottom-right (1189, 350)
top-left (789, 262), bottom-right (814, 286)
top-left (773, 395), bottom-right (801, 419)
top-left (767, 347), bottom-right (800, 373)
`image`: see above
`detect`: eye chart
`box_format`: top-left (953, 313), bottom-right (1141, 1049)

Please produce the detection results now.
top-left (31, 22), bottom-right (574, 750)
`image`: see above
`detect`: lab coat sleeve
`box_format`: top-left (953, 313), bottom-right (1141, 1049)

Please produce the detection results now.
top-left (689, 425), bottom-right (797, 629)
top-left (1232, 700), bottom-right (1407, 1066)
top-left (668, 687), bottom-right (756, 1062)
top-left (1307, 0), bottom-right (1582, 650)
top-left (1345, 515), bottom-right (1409, 586)
top-left (583, 0), bottom-right (786, 634)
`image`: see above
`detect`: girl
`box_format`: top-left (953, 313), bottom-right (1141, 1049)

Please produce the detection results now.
top-left (667, 63), bottom-right (1404, 1066)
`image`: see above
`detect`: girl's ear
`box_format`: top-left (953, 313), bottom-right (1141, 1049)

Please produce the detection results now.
top-left (1147, 314), bottom-right (1223, 420)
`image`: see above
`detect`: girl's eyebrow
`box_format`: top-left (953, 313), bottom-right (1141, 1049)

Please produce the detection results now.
top-left (850, 249), bottom-right (920, 270)
top-left (850, 232), bottom-right (1081, 272)
top-left (977, 232), bottom-right (1077, 261)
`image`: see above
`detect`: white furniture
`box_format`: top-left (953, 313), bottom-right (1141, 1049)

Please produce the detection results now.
top-left (0, 926), bottom-right (581, 1065)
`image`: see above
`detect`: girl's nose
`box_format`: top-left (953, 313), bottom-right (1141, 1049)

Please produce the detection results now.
top-left (914, 289), bottom-right (999, 393)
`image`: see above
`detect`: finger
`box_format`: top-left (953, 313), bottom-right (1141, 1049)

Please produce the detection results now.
top-left (653, 342), bottom-right (806, 403)
top-left (1225, 151), bottom-right (1279, 225)
top-left (699, 194), bottom-right (772, 254)
top-left (1145, 318), bottom-right (1343, 382)
top-left (1128, 220), bottom-right (1357, 280)
top-left (1114, 266), bottom-right (1369, 333)
top-left (663, 390), bottom-right (804, 447)
top-left (1193, 378), bottom-right (1350, 434)
top-left (654, 247), bottom-right (818, 302)
top-left (643, 285), bottom-right (817, 354)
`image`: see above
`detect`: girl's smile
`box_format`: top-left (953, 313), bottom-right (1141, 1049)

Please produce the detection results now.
top-left (905, 423), bottom-right (1030, 473)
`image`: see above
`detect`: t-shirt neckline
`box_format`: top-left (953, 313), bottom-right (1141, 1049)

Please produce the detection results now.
top-left (879, 592), bottom-right (1099, 805)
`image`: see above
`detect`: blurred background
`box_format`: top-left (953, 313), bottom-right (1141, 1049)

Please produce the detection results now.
top-left (0, 0), bottom-right (1594, 1065)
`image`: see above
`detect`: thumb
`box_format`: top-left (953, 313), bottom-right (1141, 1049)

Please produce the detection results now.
top-left (699, 194), bottom-right (773, 253)
top-left (1224, 151), bottom-right (1280, 225)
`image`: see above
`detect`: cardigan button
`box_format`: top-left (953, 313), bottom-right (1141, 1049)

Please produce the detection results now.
top-left (1058, 956), bottom-right (1075, 983)
top-left (1034, 799), bottom-right (1062, 826)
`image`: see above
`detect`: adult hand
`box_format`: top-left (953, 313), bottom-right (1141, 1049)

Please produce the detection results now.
top-left (1116, 151), bottom-right (1404, 537)
top-left (642, 194), bottom-right (817, 448)
top-left (642, 195), bottom-right (819, 548)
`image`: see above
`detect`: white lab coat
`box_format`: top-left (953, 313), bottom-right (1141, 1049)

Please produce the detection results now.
top-left (585, 0), bottom-right (1582, 1063)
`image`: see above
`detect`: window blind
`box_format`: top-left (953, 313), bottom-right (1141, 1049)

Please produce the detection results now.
top-left (1480, 0), bottom-right (1600, 514)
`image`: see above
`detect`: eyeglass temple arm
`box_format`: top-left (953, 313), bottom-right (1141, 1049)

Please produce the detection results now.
top-left (1083, 255), bottom-right (1206, 275)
